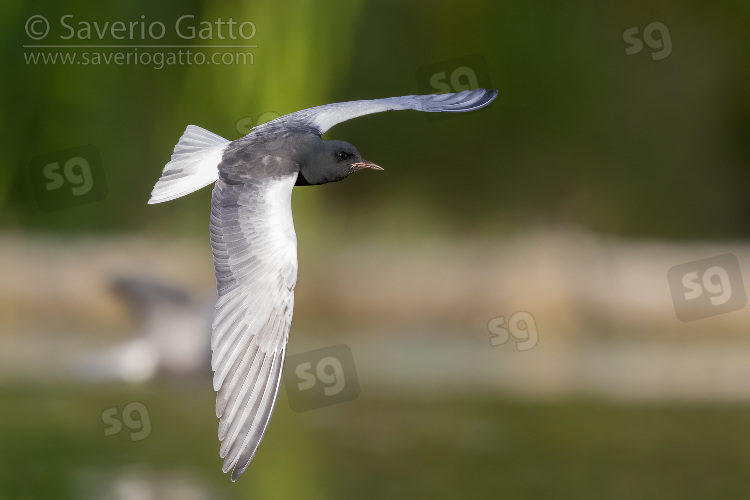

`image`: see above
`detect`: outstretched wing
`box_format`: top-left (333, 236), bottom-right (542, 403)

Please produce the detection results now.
top-left (259, 88), bottom-right (498, 135)
top-left (209, 168), bottom-right (298, 481)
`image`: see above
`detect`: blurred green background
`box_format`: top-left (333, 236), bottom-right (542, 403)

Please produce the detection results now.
top-left (2, 0), bottom-right (750, 499)
top-left (3, 0), bottom-right (750, 239)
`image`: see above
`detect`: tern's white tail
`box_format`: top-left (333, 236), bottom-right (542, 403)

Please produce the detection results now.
top-left (148, 125), bottom-right (230, 204)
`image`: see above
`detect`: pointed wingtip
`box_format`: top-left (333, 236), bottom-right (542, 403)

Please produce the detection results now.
top-left (147, 194), bottom-right (167, 204)
top-left (478, 88), bottom-right (499, 109)
top-left (230, 461), bottom-right (250, 482)
top-left (465, 87), bottom-right (498, 107)
top-left (421, 87), bottom-right (499, 113)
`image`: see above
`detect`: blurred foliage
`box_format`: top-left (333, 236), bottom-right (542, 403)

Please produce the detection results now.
top-left (1, 0), bottom-right (749, 239)
top-left (3, 384), bottom-right (750, 499)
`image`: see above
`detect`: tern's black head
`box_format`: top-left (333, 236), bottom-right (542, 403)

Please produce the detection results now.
top-left (295, 139), bottom-right (382, 186)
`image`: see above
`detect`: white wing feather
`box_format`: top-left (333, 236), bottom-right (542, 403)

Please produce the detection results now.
top-left (262, 88), bottom-right (498, 135)
top-left (209, 173), bottom-right (298, 481)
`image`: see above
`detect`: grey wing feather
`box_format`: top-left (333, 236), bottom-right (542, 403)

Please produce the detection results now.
top-left (262, 88), bottom-right (498, 135)
top-left (209, 170), bottom-right (298, 481)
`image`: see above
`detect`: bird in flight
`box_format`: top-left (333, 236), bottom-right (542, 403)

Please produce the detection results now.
top-left (148, 88), bottom-right (498, 480)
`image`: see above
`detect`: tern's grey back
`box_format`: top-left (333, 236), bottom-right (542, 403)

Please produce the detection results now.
top-left (218, 127), bottom-right (322, 185)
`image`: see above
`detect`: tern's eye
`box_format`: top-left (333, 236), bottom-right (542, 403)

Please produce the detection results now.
top-left (337, 151), bottom-right (350, 161)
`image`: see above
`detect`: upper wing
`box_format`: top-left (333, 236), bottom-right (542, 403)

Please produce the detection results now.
top-left (260, 88), bottom-right (498, 135)
top-left (209, 168), bottom-right (298, 481)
